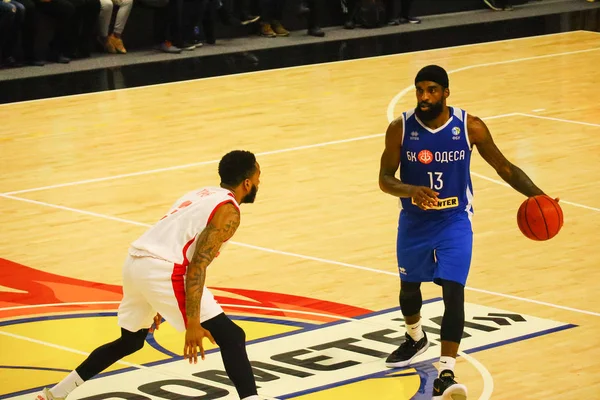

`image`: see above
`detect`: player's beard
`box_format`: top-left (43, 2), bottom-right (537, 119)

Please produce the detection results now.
top-left (415, 100), bottom-right (444, 122)
top-left (242, 184), bottom-right (258, 204)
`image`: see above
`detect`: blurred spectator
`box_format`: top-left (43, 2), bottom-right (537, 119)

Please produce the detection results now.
top-left (483, 0), bottom-right (513, 11)
top-left (97, 0), bottom-right (133, 54)
top-left (138, 0), bottom-right (195, 53)
top-left (342, 0), bottom-right (386, 30)
top-left (167, 0), bottom-right (205, 50)
top-left (188, 0), bottom-right (262, 47)
top-left (216, 0), bottom-right (259, 25)
top-left (189, 0), bottom-right (211, 45)
top-left (12, 0), bottom-right (45, 65)
top-left (297, 0), bottom-right (324, 37)
top-left (340, 0), bottom-right (354, 29)
top-left (67, 0), bottom-right (101, 58)
top-left (0, 0), bottom-right (24, 67)
top-left (255, 0), bottom-right (288, 37)
top-left (386, 0), bottom-right (420, 25)
top-left (40, 0), bottom-right (76, 63)
top-left (136, 0), bottom-right (180, 53)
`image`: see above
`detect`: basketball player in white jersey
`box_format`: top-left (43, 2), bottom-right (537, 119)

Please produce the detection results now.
top-left (37, 150), bottom-right (262, 400)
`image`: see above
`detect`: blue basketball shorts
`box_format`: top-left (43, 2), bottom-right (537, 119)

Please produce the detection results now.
top-left (396, 210), bottom-right (473, 286)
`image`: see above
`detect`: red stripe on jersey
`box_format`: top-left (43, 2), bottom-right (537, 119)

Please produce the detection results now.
top-left (171, 197), bottom-right (239, 328)
top-left (206, 199), bottom-right (240, 225)
top-left (171, 237), bottom-right (195, 328)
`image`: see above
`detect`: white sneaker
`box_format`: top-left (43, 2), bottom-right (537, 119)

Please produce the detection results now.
top-left (35, 388), bottom-right (65, 400)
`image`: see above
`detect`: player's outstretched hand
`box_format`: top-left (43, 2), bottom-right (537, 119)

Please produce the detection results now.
top-left (410, 186), bottom-right (439, 210)
top-left (184, 320), bottom-right (216, 364)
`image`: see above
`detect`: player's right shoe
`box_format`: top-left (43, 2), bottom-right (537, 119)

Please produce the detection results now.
top-left (433, 370), bottom-right (468, 400)
top-left (385, 331), bottom-right (430, 368)
top-left (35, 388), bottom-right (65, 400)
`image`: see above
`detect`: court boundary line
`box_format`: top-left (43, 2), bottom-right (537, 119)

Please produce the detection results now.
top-left (517, 112), bottom-right (600, 128)
top-left (3, 112), bottom-right (599, 214)
top-left (4, 40), bottom-right (600, 197)
top-left (1, 132), bottom-right (385, 196)
top-left (0, 31), bottom-right (590, 108)
top-left (1, 192), bottom-right (599, 318)
top-left (1, 115), bottom-right (513, 196)
top-left (386, 46), bottom-right (600, 122)
top-left (1, 114), bottom-right (510, 196)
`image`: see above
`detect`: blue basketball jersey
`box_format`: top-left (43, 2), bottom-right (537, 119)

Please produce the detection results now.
top-left (399, 107), bottom-right (474, 218)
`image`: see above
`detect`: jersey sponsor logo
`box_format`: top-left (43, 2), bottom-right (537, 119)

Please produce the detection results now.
top-left (0, 259), bottom-right (575, 400)
top-left (452, 126), bottom-right (462, 141)
top-left (418, 150), bottom-right (434, 164)
top-left (406, 150), bottom-right (466, 164)
top-left (410, 131), bottom-right (420, 141)
top-left (435, 150), bottom-right (466, 163)
top-left (411, 196), bottom-right (459, 210)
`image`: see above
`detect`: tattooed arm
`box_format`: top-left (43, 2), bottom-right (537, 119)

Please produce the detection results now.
top-left (186, 202), bottom-right (240, 322)
top-left (183, 202), bottom-right (239, 363)
top-left (468, 115), bottom-right (545, 197)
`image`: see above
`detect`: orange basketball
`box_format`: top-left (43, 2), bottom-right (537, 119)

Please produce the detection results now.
top-left (517, 195), bottom-right (563, 241)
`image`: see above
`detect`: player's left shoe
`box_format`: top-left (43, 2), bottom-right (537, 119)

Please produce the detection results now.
top-left (35, 388), bottom-right (65, 400)
top-left (433, 370), bottom-right (467, 400)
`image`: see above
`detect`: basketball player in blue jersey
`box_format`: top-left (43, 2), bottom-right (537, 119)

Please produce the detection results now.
top-left (378, 65), bottom-right (555, 399)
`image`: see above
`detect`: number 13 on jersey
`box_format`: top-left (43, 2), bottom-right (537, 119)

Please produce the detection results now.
top-left (428, 172), bottom-right (444, 190)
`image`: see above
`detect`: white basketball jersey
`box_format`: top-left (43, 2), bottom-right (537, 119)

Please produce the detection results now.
top-left (129, 186), bottom-right (240, 265)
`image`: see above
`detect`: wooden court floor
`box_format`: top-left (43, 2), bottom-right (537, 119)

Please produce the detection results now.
top-left (1, 30), bottom-right (599, 400)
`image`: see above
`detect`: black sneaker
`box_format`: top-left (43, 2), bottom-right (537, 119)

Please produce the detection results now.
top-left (385, 332), bottom-right (429, 368)
top-left (433, 370), bottom-right (468, 400)
top-left (308, 26), bottom-right (325, 37)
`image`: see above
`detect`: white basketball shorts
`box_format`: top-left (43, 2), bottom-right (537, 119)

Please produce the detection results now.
top-left (117, 254), bottom-right (223, 332)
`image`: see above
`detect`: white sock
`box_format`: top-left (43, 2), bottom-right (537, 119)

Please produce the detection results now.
top-left (241, 396), bottom-right (260, 400)
top-left (406, 320), bottom-right (424, 341)
top-left (50, 370), bottom-right (84, 398)
top-left (438, 356), bottom-right (456, 376)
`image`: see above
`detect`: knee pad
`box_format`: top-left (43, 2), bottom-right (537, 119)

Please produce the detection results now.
top-left (121, 328), bottom-right (148, 352)
top-left (441, 280), bottom-right (465, 343)
top-left (202, 313), bottom-right (246, 348)
top-left (399, 280), bottom-right (422, 317)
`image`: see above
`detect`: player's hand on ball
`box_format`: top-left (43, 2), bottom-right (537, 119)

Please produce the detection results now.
top-left (540, 194), bottom-right (560, 204)
top-left (410, 186), bottom-right (439, 210)
top-left (184, 320), bottom-right (216, 364)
